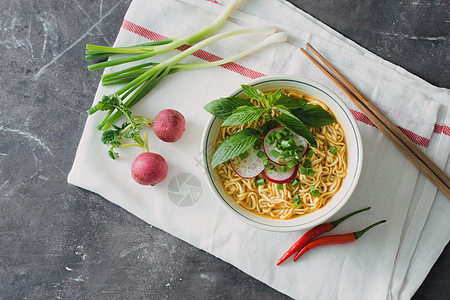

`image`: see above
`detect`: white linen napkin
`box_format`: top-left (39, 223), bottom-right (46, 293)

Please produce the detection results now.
top-left (68, 0), bottom-right (450, 299)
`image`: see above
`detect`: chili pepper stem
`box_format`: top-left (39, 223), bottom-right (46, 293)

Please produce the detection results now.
top-left (353, 220), bottom-right (386, 239)
top-left (330, 207), bottom-right (371, 227)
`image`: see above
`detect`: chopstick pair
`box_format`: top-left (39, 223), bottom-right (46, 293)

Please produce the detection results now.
top-left (301, 43), bottom-right (450, 199)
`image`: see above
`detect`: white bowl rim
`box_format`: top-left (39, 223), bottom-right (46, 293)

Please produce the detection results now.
top-left (201, 75), bottom-right (363, 232)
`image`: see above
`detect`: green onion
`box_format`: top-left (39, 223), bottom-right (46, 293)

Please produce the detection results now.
top-left (255, 178), bottom-right (266, 186)
top-left (281, 140), bottom-right (290, 148)
top-left (280, 128), bottom-right (289, 136)
top-left (303, 159), bottom-right (312, 168)
top-left (286, 159), bottom-right (297, 169)
top-left (300, 167), bottom-right (309, 175)
top-left (276, 183), bottom-right (284, 189)
top-left (307, 168), bottom-right (315, 176)
top-left (275, 132), bottom-right (282, 140)
top-left (239, 151), bottom-right (249, 159)
top-left (307, 149), bottom-right (314, 158)
top-left (291, 178), bottom-right (300, 187)
top-left (310, 185), bottom-right (315, 192)
top-left (293, 194), bottom-right (302, 207)
top-left (312, 190), bottom-right (320, 197)
top-left (270, 149), bottom-right (281, 158)
top-left (257, 151), bottom-right (265, 158)
top-left (86, 0), bottom-right (288, 131)
top-left (330, 146), bottom-right (338, 155)
top-left (280, 165), bottom-right (287, 172)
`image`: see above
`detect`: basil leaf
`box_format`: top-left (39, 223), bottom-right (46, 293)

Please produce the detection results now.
top-left (203, 97), bottom-right (254, 120)
top-left (273, 94), bottom-right (307, 110)
top-left (291, 104), bottom-right (336, 127)
top-left (275, 113), bottom-right (317, 147)
top-left (222, 106), bottom-right (265, 126)
top-left (241, 84), bottom-right (267, 105)
top-left (211, 128), bottom-right (260, 168)
top-left (266, 89), bottom-right (283, 106)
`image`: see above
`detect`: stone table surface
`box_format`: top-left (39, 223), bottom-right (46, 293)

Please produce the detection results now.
top-left (0, 0), bottom-right (448, 299)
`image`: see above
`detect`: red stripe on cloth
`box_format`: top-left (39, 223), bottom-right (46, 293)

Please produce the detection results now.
top-left (434, 124), bottom-right (450, 137)
top-left (350, 109), bottom-right (430, 147)
top-left (120, 20), bottom-right (446, 147)
top-left (121, 20), bottom-right (266, 79)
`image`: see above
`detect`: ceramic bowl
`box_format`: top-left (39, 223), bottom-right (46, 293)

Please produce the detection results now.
top-left (201, 75), bottom-right (363, 232)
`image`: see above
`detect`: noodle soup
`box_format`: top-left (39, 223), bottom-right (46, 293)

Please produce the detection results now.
top-left (215, 91), bottom-right (347, 220)
top-left (202, 76), bottom-right (362, 232)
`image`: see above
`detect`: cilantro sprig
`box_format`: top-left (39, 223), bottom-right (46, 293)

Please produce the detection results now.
top-left (204, 84), bottom-right (336, 168)
top-left (97, 94), bottom-right (153, 159)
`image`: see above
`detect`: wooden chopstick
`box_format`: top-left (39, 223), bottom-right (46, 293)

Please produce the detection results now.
top-left (301, 43), bottom-right (450, 199)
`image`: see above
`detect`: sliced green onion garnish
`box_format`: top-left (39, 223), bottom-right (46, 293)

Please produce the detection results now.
top-left (304, 159), bottom-right (312, 168)
top-left (293, 194), bottom-right (301, 202)
top-left (276, 183), bottom-right (284, 189)
top-left (307, 168), bottom-right (315, 176)
top-left (310, 185), bottom-right (315, 192)
top-left (255, 178), bottom-right (266, 186)
top-left (281, 140), bottom-right (290, 148)
top-left (291, 178), bottom-right (300, 187)
top-left (280, 165), bottom-right (287, 172)
top-left (270, 149), bottom-right (281, 158)
top-left (257, 150), bottom-right (265, 158)
top-left (312, 190), bottom-right (320, 197)
top-left (286, 159), bottom-right (297, 169)
top-left (275, 132), bottom-right (282, 140)
top-left (300, 167), bottom-right (308, 175)
top-left (330, 146), bottom-right (338, 155)
top-left (239, 151), bottom-right (249, 159)
top-left (307, 149), bottom-right (314, 158)
top-left (280, 128), bottom-right (289, 136)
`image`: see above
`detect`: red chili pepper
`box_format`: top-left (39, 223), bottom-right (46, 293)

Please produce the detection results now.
top-left (293, 220), bottom-right (386, 262)
top-left (276, 207), bottom-right (371, 266)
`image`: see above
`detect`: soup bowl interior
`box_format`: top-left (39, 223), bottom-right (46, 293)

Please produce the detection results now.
top-left (202, 76), bottom-right (363, 232)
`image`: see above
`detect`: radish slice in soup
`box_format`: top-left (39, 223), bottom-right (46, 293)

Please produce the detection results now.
top-left (264, 163), bottom-right (298, 184)
top-left (230, 147), bottom-right (265, 179)
top-left (263, 127), bottom-right (309, 165)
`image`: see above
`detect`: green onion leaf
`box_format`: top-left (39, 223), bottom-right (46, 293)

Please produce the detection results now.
top-left (280, 165), bottom-right (287, 172)
top-left (304, 159), bottom-right (312, 168)
top-left (276, 183), bottom-right (284, 189)
top-left (330, 146), bottom-right (338, 155)
top-left (255, 178), bottom-right (266, 186)
top-left (291, 178), bottom-right (300, 187)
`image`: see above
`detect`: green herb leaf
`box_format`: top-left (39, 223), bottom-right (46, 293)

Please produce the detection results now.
top-left (123, 126), bottom-right (142, 144)
top-left (241, 84), bottom-right (267, 105)
top-left (266, 89), bottom-right (283, 106)
top-left (291, 104), bottom-right (336, 127)
top-left (275, 113), bottom-right (317, 147)
top-left (203, 96), bottom-right (254, 120)
top-left (273, 94), bottom-right (307, 110)
top-left (211, 128), bottom-right (260, 168)
top-left (221, 106), bottom-right (265, 126)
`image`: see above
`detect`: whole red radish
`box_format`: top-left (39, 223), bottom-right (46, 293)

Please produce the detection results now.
top-left (131, 152), bottom-right (168, 186)
top-left (153, 109), bottom-right (185, 142)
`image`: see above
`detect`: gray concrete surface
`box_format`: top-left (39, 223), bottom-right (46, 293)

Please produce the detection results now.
top-left (0, 0), bottom-right (448, 299)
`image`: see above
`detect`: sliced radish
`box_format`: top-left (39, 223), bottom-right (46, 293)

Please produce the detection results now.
top-left (263, 127), bottom-right (309, 165)
top-left (264, 163), bottom-right (298, 184)
top-left (230, 147), bottom-right (265, 179)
